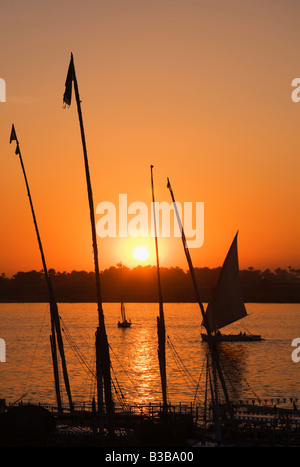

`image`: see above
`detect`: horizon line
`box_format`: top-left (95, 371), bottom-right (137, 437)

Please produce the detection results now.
top-left (1, 264), bottom-right (299, 279)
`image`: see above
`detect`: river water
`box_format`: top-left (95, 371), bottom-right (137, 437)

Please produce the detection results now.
top-left (1, 302), bottom-right (300, 409)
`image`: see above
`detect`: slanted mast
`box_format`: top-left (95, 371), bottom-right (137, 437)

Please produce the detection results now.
top-left (9, 125), bottom-right (73, 413)
top-left (151, 165), bottom-right (167, 409)
top-left (167, 176), bottom-right (234, 441)
top-left (63, 53), bottom-right (114, 430)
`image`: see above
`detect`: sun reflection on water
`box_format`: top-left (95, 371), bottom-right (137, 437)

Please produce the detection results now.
top-left (2, 303), bottom-right (300, 409)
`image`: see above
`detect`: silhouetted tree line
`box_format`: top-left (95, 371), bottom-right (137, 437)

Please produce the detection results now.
top-left (1, 265), bottom-right (300, 303)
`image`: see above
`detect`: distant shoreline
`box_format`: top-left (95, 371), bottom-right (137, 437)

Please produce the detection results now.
top-left (1, 266), bottom-right (299, 304)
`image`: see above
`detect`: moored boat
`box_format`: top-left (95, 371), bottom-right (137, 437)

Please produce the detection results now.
top-left (117, 303), bottom-right (132, 328)
top-left (117, 264), bottom-right (132, 328)
top-left (201, 232), bottom-right (263, 343)
top-left (201, 332), bottom-right (263, 342)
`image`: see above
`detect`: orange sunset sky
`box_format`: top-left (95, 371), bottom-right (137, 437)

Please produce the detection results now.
top-left (0, 0), bottom-right (300, 277)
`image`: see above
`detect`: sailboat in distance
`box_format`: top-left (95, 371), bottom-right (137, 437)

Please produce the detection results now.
top-left (201, 232), bottom-right (263, 342)
top-left (117, 263), bottom-right (132, 328)
top-left (118, 301), bottom-right (132, 328)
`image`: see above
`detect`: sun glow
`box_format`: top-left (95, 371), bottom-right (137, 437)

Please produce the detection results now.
top-left (133, 246), bottom-right (150, 262)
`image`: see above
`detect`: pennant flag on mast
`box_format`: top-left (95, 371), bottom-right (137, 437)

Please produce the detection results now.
top-left (10, 124), bottom-right (20, 155)
top-left (10, 124), bottom-right (17, 143)
top-left (63, 53), bottom-right (75, 106)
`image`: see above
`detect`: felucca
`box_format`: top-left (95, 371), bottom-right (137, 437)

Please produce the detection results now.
top-left (117, 265), bottom-right (131, 328)
top-left (201, 233), bottom-right (263, 342)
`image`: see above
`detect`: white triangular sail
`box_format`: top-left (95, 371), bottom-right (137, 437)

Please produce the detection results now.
top-left (205, 232), bottom-right (247, 333)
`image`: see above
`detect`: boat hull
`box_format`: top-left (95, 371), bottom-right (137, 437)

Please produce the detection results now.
top-left (118, 321), bottom-right (132, 328)
top-left (201, 333), bottom-right (263, 342)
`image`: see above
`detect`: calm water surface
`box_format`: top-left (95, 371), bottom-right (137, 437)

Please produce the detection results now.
top-left (1, 303), bottom-right (300, 408)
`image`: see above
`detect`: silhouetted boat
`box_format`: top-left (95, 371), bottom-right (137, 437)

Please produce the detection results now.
top-left (201, 233), bottom-right (262, 342)
top-left (117, 263), bottom-right (131, 328)
top-left (201, 332), bottom-right (262, 342)
top-left (166, 178), bottom-right (275, 446)
top-left (117, 301), bottom-right (132, 328)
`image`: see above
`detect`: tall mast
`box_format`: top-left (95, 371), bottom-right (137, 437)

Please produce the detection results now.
top-left (9, 124), bottom-right (73, 413)
top-left (151, 165), bottom-right (167, 410)
top-left (63, 53), bottom-right (114, 430)
top-left (166, 177), bottom-right (230, 441)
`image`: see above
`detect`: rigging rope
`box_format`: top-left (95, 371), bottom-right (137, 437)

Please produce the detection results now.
top-left (78, 350), bottom-right (97, 407)
top-left (60, 316), bottom-right (95, 378)
top-left (21, 304), bottom-right (48, 399)
top-left (193, 354), bottom-right (207, 407)
top-left (109, 344), bottom-right (140, 398)
top-left (110, 364), bottom-right (130, 412)
top-left (217, 347), bottom-right (262, 403)
top-left (60, 316), bottom-right (133, 411)
top-left (166, 334), bottom-right (203, 396)
top-left (217, 355), bottom-right (241, 401)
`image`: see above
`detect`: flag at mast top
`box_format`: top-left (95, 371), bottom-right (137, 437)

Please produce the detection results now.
top-left (63, 53), bottom-right (75, 106)
top-left (9, 124), bottom-right (20, 155)
top-left (10, 124), bottom-right (17, 143)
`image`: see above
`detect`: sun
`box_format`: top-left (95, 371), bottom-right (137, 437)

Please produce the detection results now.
top-left (133, 246), bottom-right (150, 262)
